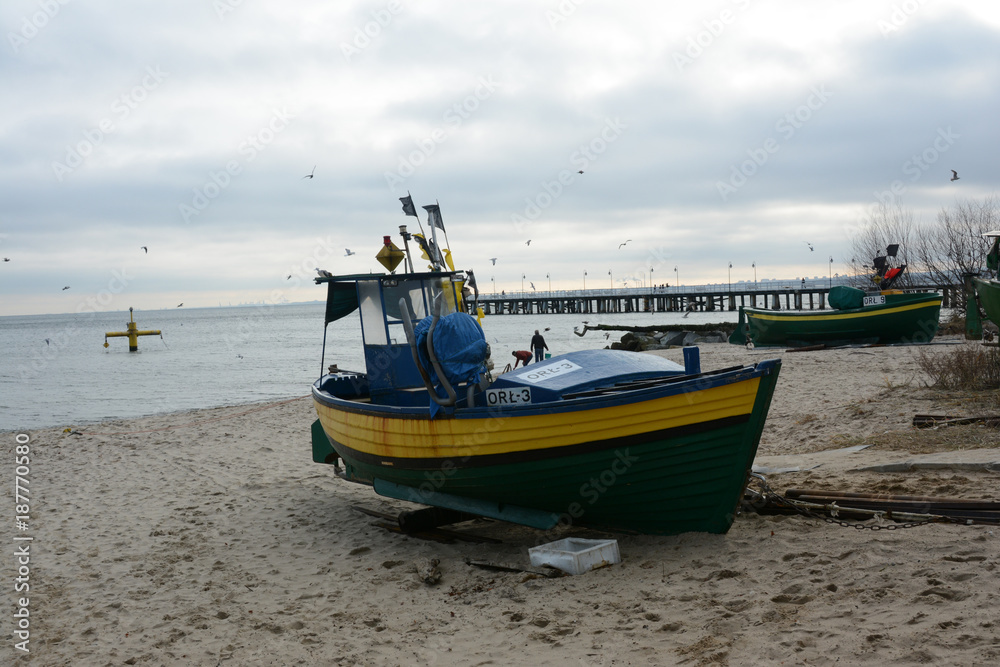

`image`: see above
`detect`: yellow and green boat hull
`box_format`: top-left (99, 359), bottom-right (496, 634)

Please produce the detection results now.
top-left (731, 292), bottom-right (941, 347)
top-left (312, 360), bottom-right (780, 535)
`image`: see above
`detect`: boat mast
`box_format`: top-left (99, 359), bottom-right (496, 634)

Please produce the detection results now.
top-left (398, 225), bottom-right (415, 273)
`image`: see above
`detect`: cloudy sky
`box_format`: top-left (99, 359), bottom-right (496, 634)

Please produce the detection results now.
top-left (2, 0), bottom-right (999, 316)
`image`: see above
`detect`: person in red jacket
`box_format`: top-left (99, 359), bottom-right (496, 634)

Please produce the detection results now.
top-left (511, 350), bottom-right (532, 368)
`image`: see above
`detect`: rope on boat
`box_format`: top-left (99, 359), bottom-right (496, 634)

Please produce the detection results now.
top-left (71, 395), bottom-right (310, 436)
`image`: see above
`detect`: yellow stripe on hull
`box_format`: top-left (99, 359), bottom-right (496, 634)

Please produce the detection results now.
top-left (747, 299), bottom-right (940, 323)
top-left (314, 377), bottom-right (761, 461)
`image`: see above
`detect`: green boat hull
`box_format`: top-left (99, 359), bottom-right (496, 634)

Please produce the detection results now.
top-left (350, 421), bottom-right (761, 535)
top-left (973, 277), bottom-right (1000, 326)
top-left (730, 292), bottom-right (941, 347)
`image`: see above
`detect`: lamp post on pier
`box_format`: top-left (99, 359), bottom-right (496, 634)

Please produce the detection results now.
top-left (547, 272), bottom-right (551, 295)
top-left (829, 256), bottom-right (833, 289)
top-left (491, 275), bottom-right (495, 294)
top-left (649, 267), bottom-right (655, 314)
top-left (752, 262), bottom-right (757, 290)
top-left (521, 273), bottom-right (525, 293)
top-left (583, 270), bottom-right (587, 291)
top-left (608, 269), bottom-right (613, 291)
top-left (728, 262), bottom-right (733, 293)
top-left (674, 266), bottom-right (678, 293)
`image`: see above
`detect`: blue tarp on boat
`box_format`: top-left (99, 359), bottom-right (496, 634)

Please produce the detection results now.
top-left (413, 312), bottom-right (489, 388)
top-left (489, 349), bottom-right (686, 403)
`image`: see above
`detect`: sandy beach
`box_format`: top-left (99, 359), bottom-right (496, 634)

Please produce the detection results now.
top-left (7, 336), bottom-right (1000, 666)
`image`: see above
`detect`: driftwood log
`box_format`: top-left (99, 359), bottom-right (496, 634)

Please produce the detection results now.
top-left (574, 323), bottom-right (736, 352)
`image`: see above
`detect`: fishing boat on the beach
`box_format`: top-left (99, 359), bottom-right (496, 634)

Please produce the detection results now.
top-left (309, 199), bottom-right (782, 536)
top-left (970, 231), bottom-right (1000, 327)
top-left (729, 245), bottom-right (942, 348)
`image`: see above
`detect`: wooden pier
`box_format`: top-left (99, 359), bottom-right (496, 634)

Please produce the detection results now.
top-left (475, 284), bottom-right (960, 316)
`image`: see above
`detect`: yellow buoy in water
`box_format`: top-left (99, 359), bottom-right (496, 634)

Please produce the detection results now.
top-left (105, 307), bottom-right (162, 351)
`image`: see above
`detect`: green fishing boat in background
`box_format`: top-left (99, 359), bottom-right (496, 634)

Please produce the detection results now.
top-left (730, 244), bottom-right (941, 348)
top-left (971, 231), bottom-right (1000, 328)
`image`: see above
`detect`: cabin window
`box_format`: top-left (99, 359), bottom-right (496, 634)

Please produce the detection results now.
top-left (380, 281), bottom-right (429, 345)
top-left (358, 280), bottom-right (388, 346)
top-left (383, 281), bottom-right (429, 321)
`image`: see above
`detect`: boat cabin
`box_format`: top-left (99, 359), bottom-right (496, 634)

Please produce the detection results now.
top-left (315, 270), bottom-right (483, 407)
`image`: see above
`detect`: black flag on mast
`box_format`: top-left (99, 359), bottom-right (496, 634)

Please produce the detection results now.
top-left (400, 195), bottom-right (418, 217)
top-left (422, 204), bottom-right (445, 231)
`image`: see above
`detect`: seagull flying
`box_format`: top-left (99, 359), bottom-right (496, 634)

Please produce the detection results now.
top-left (176, 303), bottom-right (183, 308)
top-left (489, 257), bottom-right (497, 265)
top-left (141, 246), bottom-right (147, 253)
top-left (344, 248), bottom-right (355, 256)
top-left (951, 170), bottom-right (960, 181)
top-left (286, 274), bottom-right (292, 280)
top-left (530, 282), bottom-right (536, 290)
top-left (619, 239), bottom-right (632, 249)
top-left (3, 258), bottom-right (9, 262)
top-left (805, 242), bottom-right (814, 252)
top-left (525, 240), bottom-right (531, 246)
top-left (62, 286), bottom-right (70, 290)
top-left (303, 165), bottom-right (316, 179)
top-left (44, 338), bottom-right (50, 345)
top-left (578, 170), bottom-right (584, 174)
top-left (316, 268), bottom-right (333, 278)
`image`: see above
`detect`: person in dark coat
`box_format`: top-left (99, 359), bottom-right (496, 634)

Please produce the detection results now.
top-left (530, 330), bottom-right (548, 363)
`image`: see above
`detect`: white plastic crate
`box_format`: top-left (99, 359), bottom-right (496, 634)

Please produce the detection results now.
top-left (528, 538), bottom-right (620, 575)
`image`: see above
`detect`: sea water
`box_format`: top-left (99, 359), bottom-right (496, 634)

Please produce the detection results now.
top-left (0, 303), bottom-right (738, 431)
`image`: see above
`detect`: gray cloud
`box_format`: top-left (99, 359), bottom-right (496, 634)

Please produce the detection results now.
top-left (2, 1), bottom-right (1000, 313)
